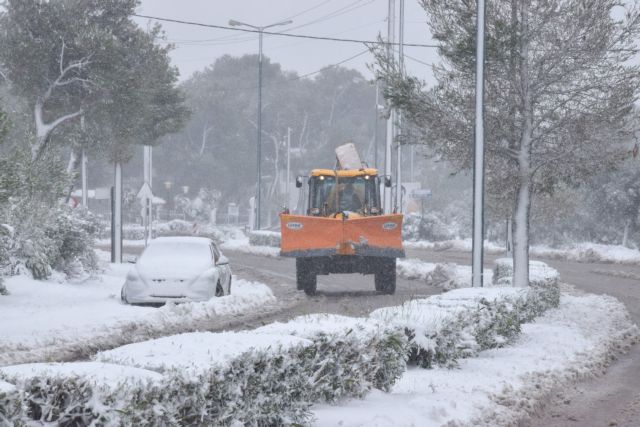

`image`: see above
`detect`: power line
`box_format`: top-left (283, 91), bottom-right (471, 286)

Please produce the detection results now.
top-left (132, 13), bottom-right (439, 48)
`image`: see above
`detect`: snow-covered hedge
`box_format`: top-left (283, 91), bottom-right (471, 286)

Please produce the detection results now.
top-left (375, 261), bottom-right (560, 369)
top-left (247, 229), bottom-right (281, 247)
top-left (402, 212), bottom-right (456, 242)
top-left (0, 206), bottom-right (99, 280)
top-left (0, 263), bottom-right (560, 424)
top-left (0, 326), bottom-right (407, 426)
top-left (0, 381), bottom-right (18, 425)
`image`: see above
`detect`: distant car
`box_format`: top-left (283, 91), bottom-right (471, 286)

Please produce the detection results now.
top-left (121, 236), bottom-right (232, 305)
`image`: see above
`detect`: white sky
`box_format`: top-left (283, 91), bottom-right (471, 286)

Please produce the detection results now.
top-left (135, 0), bottom-right (440, 84)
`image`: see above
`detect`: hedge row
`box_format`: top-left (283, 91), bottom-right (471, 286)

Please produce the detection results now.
top-left (0, 262), bottom-right (560, 425)
top-left (248, 230), bottom-right (281, 248)
top-left (371, 263), bottom-right (560, 369)
top-left (0, 328), bottom-right (407, 426)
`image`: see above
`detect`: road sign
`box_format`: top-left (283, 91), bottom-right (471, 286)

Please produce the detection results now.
top-left (411, 189), bottom-right (432, 200)
top-left (137, 182), bottom-right (154, 206)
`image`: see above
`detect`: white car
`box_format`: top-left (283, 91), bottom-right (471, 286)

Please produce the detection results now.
top-left (121, 236), bottom-right (232, 305)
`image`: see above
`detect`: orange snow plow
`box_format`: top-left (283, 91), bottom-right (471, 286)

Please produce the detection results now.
top-left (280, 144), bottom-right (404, 295)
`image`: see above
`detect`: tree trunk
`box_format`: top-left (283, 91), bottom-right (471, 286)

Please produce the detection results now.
top-left (64, 148), bottom-right (81, 204)
top-left (512, 177), bottom-right (531, 287)
top-left (622, 219), bottom-right (631, 248)
top-left (512, 1), bottom-right (532, 288)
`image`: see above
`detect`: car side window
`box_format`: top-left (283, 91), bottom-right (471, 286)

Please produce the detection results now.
top-left (211, 243), bottom-right (220, 263)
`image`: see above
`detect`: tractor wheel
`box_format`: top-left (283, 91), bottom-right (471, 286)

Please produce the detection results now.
top-left (296, 258), bottom-right (317, 295)
top-left (375, 258), bottom-right (396, 295)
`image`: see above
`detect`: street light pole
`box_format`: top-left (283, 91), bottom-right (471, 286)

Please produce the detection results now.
top-left (229, 18), bottom-right (292, 230)
top-left (472, 0), bottom-right (486, 288)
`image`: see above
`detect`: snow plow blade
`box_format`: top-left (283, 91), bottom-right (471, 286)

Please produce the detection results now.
top-left (280, 213), bottom-right (404, 258)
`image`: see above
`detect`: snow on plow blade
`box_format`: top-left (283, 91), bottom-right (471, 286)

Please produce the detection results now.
top-left (280, 214), bottom-right (404, 258)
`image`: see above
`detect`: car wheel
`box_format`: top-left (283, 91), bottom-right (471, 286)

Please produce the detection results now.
top-left (215, 282), bottom-right (224, 297)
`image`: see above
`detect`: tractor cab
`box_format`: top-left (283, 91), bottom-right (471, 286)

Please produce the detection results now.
top-left (306, 169), bottom-right (382, 217)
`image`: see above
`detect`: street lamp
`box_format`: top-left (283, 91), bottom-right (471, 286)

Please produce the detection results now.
top-left (229, 18), bottom-right (293, 230)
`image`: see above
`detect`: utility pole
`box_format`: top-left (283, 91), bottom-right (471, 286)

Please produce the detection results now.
top-left (286, 126), bottom-right (291, 208)
top-left (143, 145), bottom-right (153, 246)
top-left (80, 115), bottom-right (88, 208)
top-left (395, 0), bottom-right (405, 212)
top-left (384, 0), bottom-right (396, 214)
top-left (472, 0), bottom-right (486, 287)
top-left (112, 162), bottom-right (122, 264)
top-left (374, 80), bottom-right (379, 169)
top-left (229, 18), bottom-right (293, 230)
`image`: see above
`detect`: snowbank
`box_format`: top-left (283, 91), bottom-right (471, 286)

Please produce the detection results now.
top-left (404, 238), bottom-right (505, 254)
top-left (313, 292), bottom-right (638, 426)
top-left (0, 265), bottom-right (276, 365)
top-left (530, 242), bottom-right (640, 264)
top-left (220, 231), bottom-right (280, 257)
top-left (404, 238), bottom-right (640, 265)
top-left (397, 258), bottom-right (493, 289)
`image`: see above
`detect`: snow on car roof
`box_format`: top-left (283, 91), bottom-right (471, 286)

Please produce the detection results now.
top-left (151, 236), bottom-right (212, 245)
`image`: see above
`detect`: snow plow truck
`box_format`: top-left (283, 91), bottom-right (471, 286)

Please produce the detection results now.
top-left (280, 143), bottom-right (404, 295)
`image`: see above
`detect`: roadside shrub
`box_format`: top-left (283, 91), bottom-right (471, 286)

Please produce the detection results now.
top-left (248, 230), bottom-right (281, 247)
top-left (15, 206), bottom-right (99, 279)
top-left (402, 212), bottom-right (455, 242)
top-left (2, 326), bottom-right (407, 426)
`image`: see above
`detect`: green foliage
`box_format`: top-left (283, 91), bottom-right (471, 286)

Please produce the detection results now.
top-left (400, 276), bottom-right (560, 369)
top-left (0, 147), bottom-right (100, 279)
top-left (0, 0), bottom-right (189, 162)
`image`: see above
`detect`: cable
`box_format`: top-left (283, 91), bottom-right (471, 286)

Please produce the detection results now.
top-left (155, 0), bottom-right (339, 46)
top-left (283, 0), bottom-right (335, 21)
top-left (131, 13), bottom-right (439, 48)
top-left (404, 53), bottom-right (436, 68)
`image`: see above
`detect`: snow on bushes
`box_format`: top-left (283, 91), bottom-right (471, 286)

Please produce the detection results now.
top-left (397, 258), bottom-right (493, 290)
top-left (0, 206), bottom-right (99, 280)
top-left (0, 325), bottom-right (407, 426)
top-left (375, 261), bottom-right (560, 368)
top-left (402, 212), bottom-right (455, 242)
top-left (247, 229), bottom-right (281, 247)
top-left (0, 380), bottom-right (18, 426)
top-left (0, 263), bottom-right (560, 425)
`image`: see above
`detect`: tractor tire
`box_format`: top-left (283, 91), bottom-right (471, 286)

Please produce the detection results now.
top-left (375, 257), bottom-right (396, 295)
top-left (296, 258), bottom-right (317, 295)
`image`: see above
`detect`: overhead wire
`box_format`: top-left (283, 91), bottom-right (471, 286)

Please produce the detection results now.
top-left (132, 13), bottom-right (439, 48)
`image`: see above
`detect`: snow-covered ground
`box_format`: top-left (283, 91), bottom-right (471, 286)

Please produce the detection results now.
top-left (312, 291), bottom-right (638, 426)
top-left (397, 258), bottom-right (493, 289)
top-left (404, 238), bottom-right (640, 265)
top-left (0, 259), bottom-right (276, 366)
top-left (220, 233), bottom-right (280, 257)
top-left (530, 242), bottom-right (640, 265)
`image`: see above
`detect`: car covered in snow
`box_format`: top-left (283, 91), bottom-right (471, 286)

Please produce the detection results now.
top-left (121, 236), bottom-right (232, 305)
